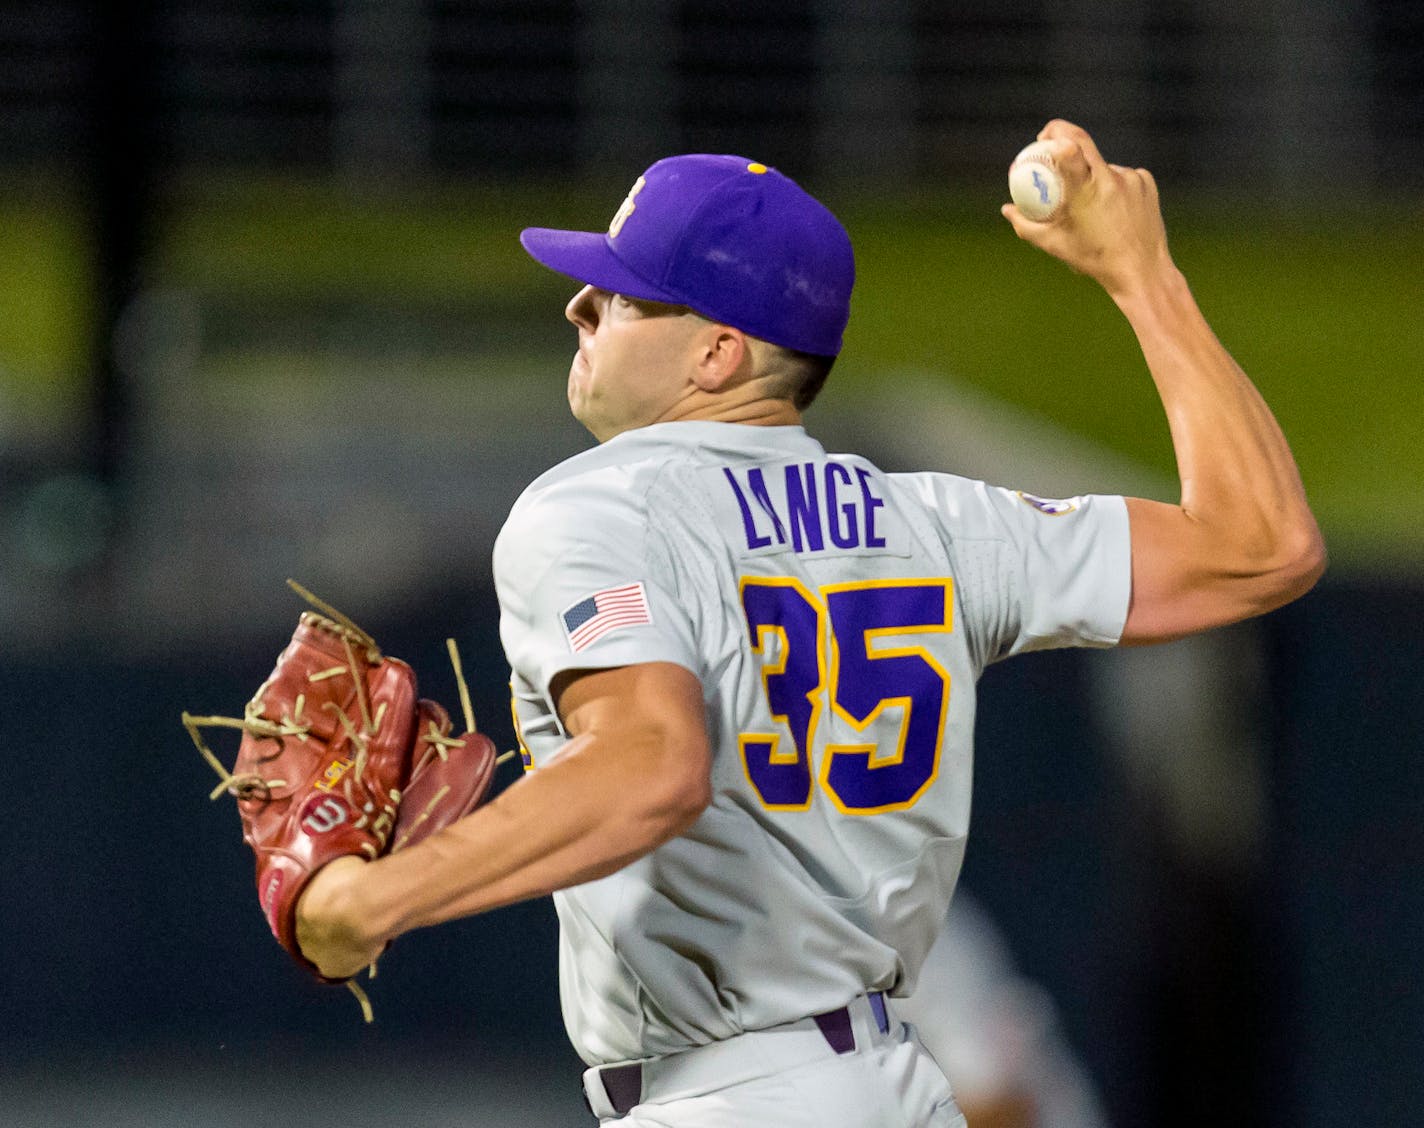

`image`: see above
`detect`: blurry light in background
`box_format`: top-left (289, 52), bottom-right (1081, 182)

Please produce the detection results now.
top-left (112, 289), bottom-right (203, 384)
top-left (14, 472), bottom-right (114, 574)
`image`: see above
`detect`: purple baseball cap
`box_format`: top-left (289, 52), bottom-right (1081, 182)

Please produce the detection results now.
top-left (520, 154), bottom-right (854, 357)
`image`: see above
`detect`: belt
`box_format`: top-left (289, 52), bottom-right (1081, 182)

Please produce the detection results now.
top-left (583, 992), bottom-right (893, 1120)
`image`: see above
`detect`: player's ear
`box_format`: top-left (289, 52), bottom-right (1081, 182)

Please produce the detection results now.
top-left (691, 325), bottom-right (750, 392)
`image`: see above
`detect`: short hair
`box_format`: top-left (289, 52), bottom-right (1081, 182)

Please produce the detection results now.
top-left (763, 346), bottom-right (837, 410)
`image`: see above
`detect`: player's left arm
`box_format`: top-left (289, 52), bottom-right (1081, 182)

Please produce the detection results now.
top-left (1003, 119), bottom-right (1326, 644)
top-left (295, 660), bottom-right (711, 979)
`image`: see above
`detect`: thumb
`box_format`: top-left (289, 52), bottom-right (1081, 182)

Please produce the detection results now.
top-left (1000, 202), bottom-right (1048, 241)
top-left (1000, 202), bottom-right (1081, 272)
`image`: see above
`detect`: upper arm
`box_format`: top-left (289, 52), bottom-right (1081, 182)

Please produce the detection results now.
top-left (1121, 496), bottom-right (1326, 644)
top-left (552, 662), bottom-right (713, 818)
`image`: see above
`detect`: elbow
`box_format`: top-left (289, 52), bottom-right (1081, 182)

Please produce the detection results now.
top-left (1124, 505), bottom-right (1325, 642)
top-left (641, 744), bottom-right (713, 845)
top-left (593, 723), bottom-right (713, 857)
top-left (1296, 526), bottom-right (1328, 592)
top-left (591, 763), bottom-right (709, 884)
top-left (1254, 518), bottom-right (1327, 612)
top-left (1278, 520), bottom-right (1327, 601)
top-left (658, 763), bottom-right (714, 840)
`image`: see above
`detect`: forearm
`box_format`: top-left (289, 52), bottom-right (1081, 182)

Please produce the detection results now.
top-left (1122, 270), bottom-right (1316, 543)
top-left (297, 661), bottom-right (711, 979)
top-left (299, 727), bottom-right (709, 974)
top-left (1116, 267), bottom-right (1325, 634)
top-left (372, 732), bottom-right (700, 934)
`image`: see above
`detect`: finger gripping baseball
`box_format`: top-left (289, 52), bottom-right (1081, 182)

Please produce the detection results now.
top-left (182, 588), bottom-right (501, 1017)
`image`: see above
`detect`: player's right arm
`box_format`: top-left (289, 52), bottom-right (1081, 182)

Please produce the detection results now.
top-left (1001, 119), bottom-right (1326, 644)
top-left (294, 659), bottom-right (711, 980)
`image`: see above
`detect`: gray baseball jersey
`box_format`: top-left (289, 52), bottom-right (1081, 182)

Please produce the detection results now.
top-left (494, 421), bottom-right (1130, 1067)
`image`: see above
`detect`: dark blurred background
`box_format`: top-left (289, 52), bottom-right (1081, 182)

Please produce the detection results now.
top-left (0, 2), bottom-right (1420, 1125)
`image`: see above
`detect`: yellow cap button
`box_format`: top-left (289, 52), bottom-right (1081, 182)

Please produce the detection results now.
top-left (747, 162), bottom-right (768, 174)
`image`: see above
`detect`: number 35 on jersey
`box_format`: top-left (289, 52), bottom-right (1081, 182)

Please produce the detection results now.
top-left (738, 576), bottom-right (954, 816)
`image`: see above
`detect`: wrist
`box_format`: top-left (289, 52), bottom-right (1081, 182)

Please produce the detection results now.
top-left (296, 856), bottom-right (385, 971)
top-left (1108, 260), bottom-right (1192, 322)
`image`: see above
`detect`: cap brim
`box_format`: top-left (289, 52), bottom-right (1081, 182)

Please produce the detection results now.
top-left (519, 228), bottom-right (678, 304)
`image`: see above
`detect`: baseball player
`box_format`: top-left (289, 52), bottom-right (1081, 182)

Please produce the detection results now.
top-left (294, 120), bottom-right (1324, 1126)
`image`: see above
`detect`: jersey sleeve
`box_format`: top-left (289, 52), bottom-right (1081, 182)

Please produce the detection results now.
top-left (493, 476), bottom-right (702, 704)
top-left (904, 475), bottom-right (1132, 665)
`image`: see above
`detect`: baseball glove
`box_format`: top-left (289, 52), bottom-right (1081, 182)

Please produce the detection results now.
top-left (183, 582), bottom-right (505, 1019)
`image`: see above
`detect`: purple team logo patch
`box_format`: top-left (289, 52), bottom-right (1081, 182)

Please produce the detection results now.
top-left (561, 582), bottom-right (652, 653)
top-left (1016, 491), bottom-right (1078, 516)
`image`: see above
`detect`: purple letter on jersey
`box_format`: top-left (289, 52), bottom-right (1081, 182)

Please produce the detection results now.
top-left (724, 467), bottom-right (787, 549)
top-left (855, 467), bottom-right (886, 548)
top-left (784, 463), bottom-right (825, 553)
top-left (824, 462), bottom-right (858, 548)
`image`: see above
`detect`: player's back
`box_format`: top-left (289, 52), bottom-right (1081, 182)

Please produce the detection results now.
top-left (494, 419), bottom-right (1129, 1064)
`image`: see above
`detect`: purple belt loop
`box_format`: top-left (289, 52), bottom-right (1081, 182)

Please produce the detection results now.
top-left (812, 1005), bottom-right (856, 1054)
top-left (601, 1062), bottom-right (643, 1115)
top-left (868, 991), bottom-right (889, 1034)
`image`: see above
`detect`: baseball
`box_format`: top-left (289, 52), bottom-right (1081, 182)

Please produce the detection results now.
top-left (1008, 141), bottom-right (1064, 222)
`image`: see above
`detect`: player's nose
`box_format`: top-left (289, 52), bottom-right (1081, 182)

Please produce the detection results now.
top-left (565, 285), bottom-right (600, 331)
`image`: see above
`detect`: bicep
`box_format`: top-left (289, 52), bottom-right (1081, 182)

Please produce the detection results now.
top-left (552, 662), bottom-right (713, 808)
top-left (1121, 496), bottom-right (1301, 644)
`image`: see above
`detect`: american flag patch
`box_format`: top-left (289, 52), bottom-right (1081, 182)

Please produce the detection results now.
top-left (561, 582), bottom-right (652, 653)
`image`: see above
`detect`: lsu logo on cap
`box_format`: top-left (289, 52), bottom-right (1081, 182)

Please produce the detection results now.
top-left (608, 175), bottom-right (646, 238)
top-left (1017, 491), bottom-right (1078, 516)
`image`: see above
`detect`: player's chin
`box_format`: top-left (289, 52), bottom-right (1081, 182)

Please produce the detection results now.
top-left (568, 396), bottom-right (620, 442)
top-left (565, 382), bottom-right (597, 433)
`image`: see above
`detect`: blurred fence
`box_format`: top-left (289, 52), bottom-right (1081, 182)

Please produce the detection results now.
top-left (3, 0), bottom-right (1420, 188)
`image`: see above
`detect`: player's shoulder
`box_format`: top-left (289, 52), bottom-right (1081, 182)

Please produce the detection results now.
top-left (498, 447), bottom-right (654, 560)
top-left (512, 443), bottom-right (651, 516)
top-left (885, 469), bottom-right (1015, 533)
top-left (891, 469), bottom-right (1092, 521)
top-left (495, 423), bottom-right (715, 563)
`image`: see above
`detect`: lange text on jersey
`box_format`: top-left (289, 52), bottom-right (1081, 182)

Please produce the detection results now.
top-left (716, 460), bottom-right (907, 558)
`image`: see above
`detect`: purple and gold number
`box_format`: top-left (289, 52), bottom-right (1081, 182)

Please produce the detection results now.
top-left (739, 579), bottom-right (822, 809)
top-left (824, 582), bottom-right (952, 813)
top-left (740, 577), bottom-right (952, 815)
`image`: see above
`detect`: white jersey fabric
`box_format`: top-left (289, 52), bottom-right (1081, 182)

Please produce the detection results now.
top-left (493, 421), bottom-right (1130, 1068)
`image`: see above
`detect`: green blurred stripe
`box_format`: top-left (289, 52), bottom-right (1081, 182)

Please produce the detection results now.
top-left (0, 190), bottom-right (90, 414)
top-left (4, 180), bottom-right (1420, 564)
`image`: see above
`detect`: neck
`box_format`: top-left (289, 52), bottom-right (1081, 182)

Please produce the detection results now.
top-left (680, 399), bottom-right (802, 427)
top-left (588, 377), bottom-right (804, 443)
top-left (658, 384), bottom-right (802, 429)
